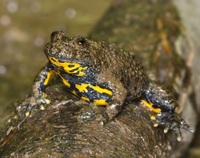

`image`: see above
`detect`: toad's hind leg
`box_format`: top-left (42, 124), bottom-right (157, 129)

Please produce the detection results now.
top-left (106, 82), bottom-right (127, 120)
top-left (96, 74), bottom-right (128, 121)
top-left (141, 81), bottom-right (193, 141)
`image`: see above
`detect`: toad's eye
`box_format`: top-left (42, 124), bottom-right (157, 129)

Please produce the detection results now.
top-left (76, 37), bottom-right (87, 47)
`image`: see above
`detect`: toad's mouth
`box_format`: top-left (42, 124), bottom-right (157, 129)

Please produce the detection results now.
top-left (48, 56), bottom-right (87, 76)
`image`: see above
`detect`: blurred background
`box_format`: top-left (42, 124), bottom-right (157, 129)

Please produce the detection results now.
top-left (0, 0), bottom-right (112, 118)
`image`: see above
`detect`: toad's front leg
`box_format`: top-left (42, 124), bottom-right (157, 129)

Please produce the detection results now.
top-left (19, 62), bottom-right (54, 117)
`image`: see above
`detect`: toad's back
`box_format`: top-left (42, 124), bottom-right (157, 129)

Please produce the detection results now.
top-left (90, 41), bottom-right (150, 98)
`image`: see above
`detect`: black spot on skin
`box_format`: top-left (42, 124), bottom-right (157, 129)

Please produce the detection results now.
top-left (68, 64), bottom-right (75, 68)
top-left (69, 67), bottom-right (79, 72)
top-left (50, 57), bottom-right (57, 62)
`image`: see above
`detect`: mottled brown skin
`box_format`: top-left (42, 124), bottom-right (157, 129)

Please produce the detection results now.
top-left (26, 31), bottom-right (192, 141)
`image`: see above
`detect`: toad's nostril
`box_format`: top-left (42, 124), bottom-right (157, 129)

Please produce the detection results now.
top-left (50, 31), bottom-right (65, 41)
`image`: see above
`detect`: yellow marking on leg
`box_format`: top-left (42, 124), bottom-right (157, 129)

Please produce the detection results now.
top-left (141, 100), bottom-right (161, 113)
top-left (62, 79), bottom-right (70, 87)
top-left (40, 105), bottom-right (45, 110)
top-left (89, 85), bottom-right (113, 96)
top-left (75, 84), bottom-right (113, 96)
top-left (164, 128), bottom-right (168, 133)
top-left (71, 90), bottom-right (77, 95)
top-left (45, 99), bottom-right (51, 104)
top-left (59, 75), bottom-right (70, 87)
top-left (13, 115), bottom-right (18, 120)
top-left (75, 84), bottom-right (88, 93)
top-left (154, 123), bottom-right (158, 127)
top-left (49, 57), bottom-right (87, 76)
top-left (93, 99), bottom-right (109, 106)
top-left (42, 93), bottom-right (46, 98)
top-left (151, 116), bottom-right (156, 120)
top-left (25, 112), bottom-right (30, 117)
top-left (81, 96), bottom-right (90, 102)
top-left (44, 70), bottom-right (54, 86)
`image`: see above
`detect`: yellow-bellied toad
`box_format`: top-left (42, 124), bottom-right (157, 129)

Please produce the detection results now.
top-left (26, 31), bottom-right (193, 141)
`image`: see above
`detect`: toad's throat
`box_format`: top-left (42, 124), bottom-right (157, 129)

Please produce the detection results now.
top-left (48, 57), bottom-right (87, 76)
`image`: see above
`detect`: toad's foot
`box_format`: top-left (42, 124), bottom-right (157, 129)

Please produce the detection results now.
top-left (152, 112), bottom-right (194, 141)
top-left (104, 103), bottom-right (121, 122)
top-left (26, 97), bottom-right (50, 116)
top-left (13, 96), bottom-right (51, 128)
top-left (16, 96), bottom-right (50, 119)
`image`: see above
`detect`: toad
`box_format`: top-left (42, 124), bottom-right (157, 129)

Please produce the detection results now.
top-left (26, 31), bottom-right (192, 141)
